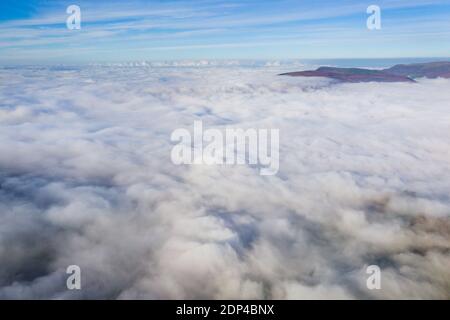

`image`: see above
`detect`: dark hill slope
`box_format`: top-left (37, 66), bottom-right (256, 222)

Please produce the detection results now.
top-left (280, 61), bottom-right (450, 83)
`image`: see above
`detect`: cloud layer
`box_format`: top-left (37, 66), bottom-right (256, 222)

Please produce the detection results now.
top-left (0, 64), bottom-right (449, 299)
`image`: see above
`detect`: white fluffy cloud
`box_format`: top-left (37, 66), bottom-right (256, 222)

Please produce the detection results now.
top-left (0, 64), bottom-right (449, 299)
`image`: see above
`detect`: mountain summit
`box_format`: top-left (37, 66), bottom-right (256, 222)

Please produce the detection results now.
top-left (280, 61), bottom-right (450, 83)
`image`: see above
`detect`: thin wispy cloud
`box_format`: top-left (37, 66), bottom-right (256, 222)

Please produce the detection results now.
top-left (1, 0), bottom-right (450, 63)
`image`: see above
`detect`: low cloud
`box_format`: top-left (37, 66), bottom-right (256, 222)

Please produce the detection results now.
top-left (0, 64), bottom-right (449, 299)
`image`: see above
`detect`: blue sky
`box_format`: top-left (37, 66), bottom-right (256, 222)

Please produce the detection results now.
top-left (1, 0), bottom-right (450, 64)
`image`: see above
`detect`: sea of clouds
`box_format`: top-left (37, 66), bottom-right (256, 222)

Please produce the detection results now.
top-left (0, 63), bottom-right (449, 299)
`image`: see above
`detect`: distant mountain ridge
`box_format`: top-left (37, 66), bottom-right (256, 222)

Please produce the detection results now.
top-left (280, 61), bottom-right (450, 83)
